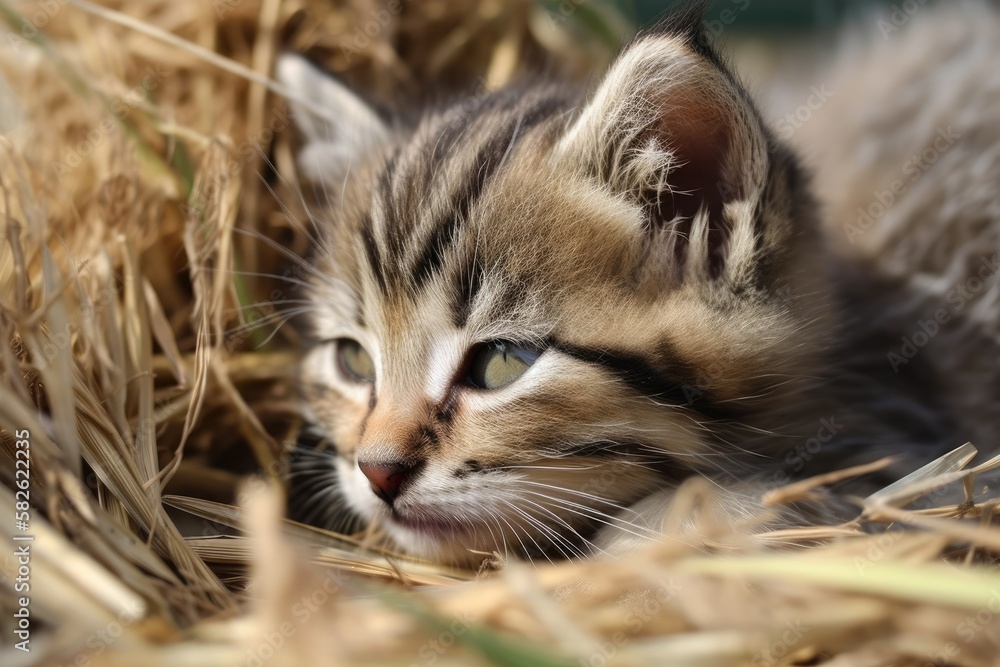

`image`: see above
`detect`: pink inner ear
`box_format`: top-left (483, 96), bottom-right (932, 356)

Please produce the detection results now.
top-left (655, 93), bottom-right (734, 223)
top-left (650, 92), bottom-right (738, 278)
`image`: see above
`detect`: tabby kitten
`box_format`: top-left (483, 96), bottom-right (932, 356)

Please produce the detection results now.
top-left (277, 11), bottom-right (882, 566)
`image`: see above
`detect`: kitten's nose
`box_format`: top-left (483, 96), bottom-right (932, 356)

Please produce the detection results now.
top-left (358, 461), bottom-right (412, 504)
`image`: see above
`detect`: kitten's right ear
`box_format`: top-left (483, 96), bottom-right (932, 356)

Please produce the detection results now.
top-left (276, 54), bottom-right (389, 182)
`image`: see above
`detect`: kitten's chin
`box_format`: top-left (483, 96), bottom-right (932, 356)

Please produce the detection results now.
top-left (379, 513), bottom-right (493, 568)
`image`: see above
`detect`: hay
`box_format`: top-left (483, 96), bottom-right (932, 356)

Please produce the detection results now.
top-left (0, 1), bottom-right (998, 666)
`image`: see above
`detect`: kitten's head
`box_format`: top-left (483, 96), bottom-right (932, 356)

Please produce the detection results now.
top-left (280, 16), bottom-right (828, 566)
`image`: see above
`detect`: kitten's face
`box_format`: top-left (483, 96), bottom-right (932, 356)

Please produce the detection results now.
top-left (283, 24), bottom-right (826, 566)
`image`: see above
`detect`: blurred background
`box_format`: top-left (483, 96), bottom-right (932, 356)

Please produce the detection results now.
top-left (628, 0), bottom-right (941, 30)
top-left (536, 0), bottom-right (948, 44)
top-left (512, 0), bottom-right (959, 156)
top-left (529, 0), bottom-right (950, 122)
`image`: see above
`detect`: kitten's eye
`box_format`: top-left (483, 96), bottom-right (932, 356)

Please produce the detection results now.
top-left (467, 341), bottom-right (540, 390)
top-left (335, 339), bottom-right (375, 383)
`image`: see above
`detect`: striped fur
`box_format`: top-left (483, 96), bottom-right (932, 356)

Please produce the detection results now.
top-left (281, 16), bottom-right (846, 566)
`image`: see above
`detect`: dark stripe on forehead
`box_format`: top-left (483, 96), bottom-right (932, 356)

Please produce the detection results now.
top-left (410, 214), bottom-right (464, 292)
top-left (451, 251), bottom-right (484, 327)
top-left (408, 118), bottom-right (519, 291)
top-left (378, 146), bottom-right (402, 210)
top-left (408, 94), bottom-right (570, 292)
top-left (359, 213), bottom-right (387, 295)
top-left (431, 105), bottom-right (477, 166)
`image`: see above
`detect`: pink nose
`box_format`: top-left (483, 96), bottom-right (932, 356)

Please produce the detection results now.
top-left (358, 461), bottom-right (411, 504)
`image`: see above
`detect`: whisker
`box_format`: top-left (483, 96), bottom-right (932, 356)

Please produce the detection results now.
top-left (516, 489), bottom-right (661, 541)
top-left (252, 162), bottom-right (325, 250)
top-left (506, 505), bottom-right (578, 561)
top-left (223, 306), bottom-right (317, 337)
top-left (192, 264), bottom-right (315, 292)
top-left (230, 227), bottom-right (339, 292)
top-left (492, 510), bottom-right (539, 565)
top-left (512, 480), bottom-right (639, 513)
top-left (497, 495), bottom-right (598, 559)
top-left (229, 299), bottom-right (319, 311)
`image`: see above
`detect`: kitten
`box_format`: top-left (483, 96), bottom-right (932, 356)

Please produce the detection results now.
top-left (278, 6), bottom-right (994, 567)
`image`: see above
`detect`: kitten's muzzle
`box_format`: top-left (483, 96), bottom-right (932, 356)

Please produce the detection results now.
top-left (358, 460), bottom-right (414, 504)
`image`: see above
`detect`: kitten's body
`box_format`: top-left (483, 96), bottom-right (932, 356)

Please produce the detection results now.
top-left (793, 5), bottom-right (1000, 457)
top-left (282, 5), bottom-right (998, 566)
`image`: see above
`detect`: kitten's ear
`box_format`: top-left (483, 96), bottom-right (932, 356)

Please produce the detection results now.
top-left (557, 29), bottom-right (772, 278)
top-left (276, 54), bottom-right (389, 182)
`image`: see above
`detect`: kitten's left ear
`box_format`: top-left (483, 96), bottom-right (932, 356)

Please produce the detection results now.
top-left (557, 27), bottom-right (774, 281)
top-left (276, 54), bottom-right (389, 182)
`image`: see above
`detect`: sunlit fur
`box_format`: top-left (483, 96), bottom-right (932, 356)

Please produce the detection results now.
top-left (277, 8), bottom-right (981, 567)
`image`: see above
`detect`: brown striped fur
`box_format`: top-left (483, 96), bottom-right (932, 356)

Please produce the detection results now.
top-left (280, 5), bottom-right (995, 565)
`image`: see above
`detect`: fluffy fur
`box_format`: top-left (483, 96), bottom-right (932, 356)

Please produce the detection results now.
top-left (280, 5), bottom-right (997, 566)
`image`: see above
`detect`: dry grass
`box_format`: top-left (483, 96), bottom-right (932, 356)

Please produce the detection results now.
top-left (0, 1), bottom-right (999, 666)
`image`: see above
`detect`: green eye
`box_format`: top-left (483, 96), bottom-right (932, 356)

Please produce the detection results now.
top-left (336, 339), bottom-right (375, 383)
top-left (467, 341), bottom-right (541, 390)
